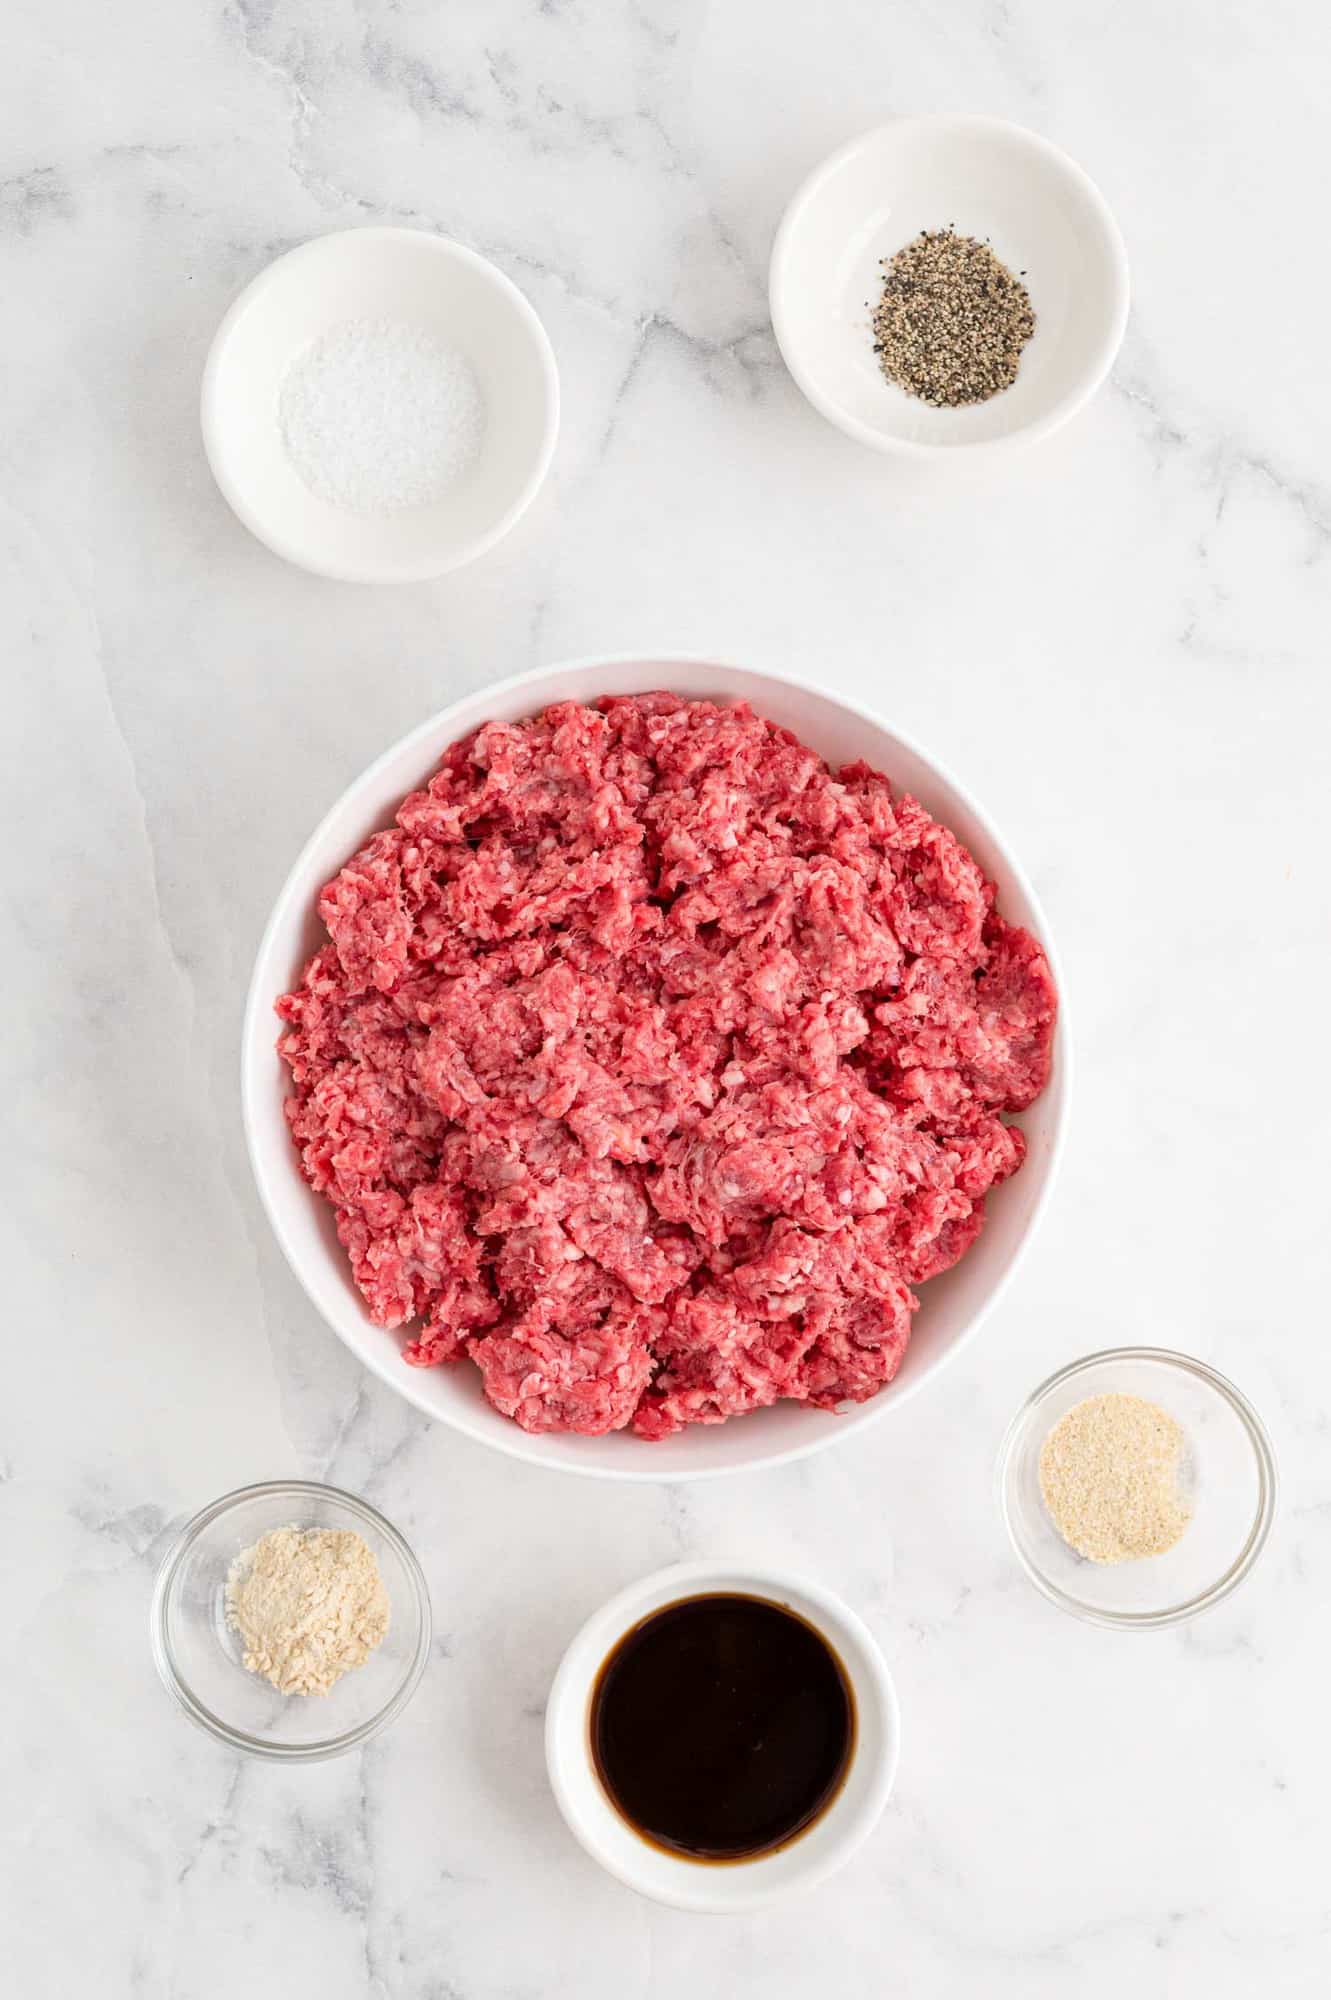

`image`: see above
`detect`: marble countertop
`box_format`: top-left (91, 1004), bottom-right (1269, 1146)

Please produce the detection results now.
top-left (5, 2), bottom-right (1330, 1994)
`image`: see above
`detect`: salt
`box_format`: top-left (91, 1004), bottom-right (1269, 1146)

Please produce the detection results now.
top-left (279, 317), bottom-right (485, 516)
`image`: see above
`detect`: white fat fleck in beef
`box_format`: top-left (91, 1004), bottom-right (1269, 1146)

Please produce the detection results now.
top-left (276, 696), bottom-right (1056, 1438)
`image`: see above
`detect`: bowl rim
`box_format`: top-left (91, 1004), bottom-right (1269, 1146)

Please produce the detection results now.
top-left (769, 112), bottom-right (1131, 460)
top-left (241, 651), bottom-right (1072, 1481)
top-left (200, 224), bottom-right (561, 584)
top-left (149, 1478), bottom-right (433, 1760)
top-left (543, 1558), bottom-right (901, 1912)
top-left (995, 1346), bottom-right (1278, 1628)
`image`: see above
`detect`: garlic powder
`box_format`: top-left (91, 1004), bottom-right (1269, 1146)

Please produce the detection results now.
top-left (1038, 1393), bottom-right (1192, 1565)
top-left (225, 1525), bottom-right (390, 1697)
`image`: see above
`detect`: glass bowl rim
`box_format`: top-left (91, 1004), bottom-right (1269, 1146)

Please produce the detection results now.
top-left (996, 1346), bottom-right (1277, 1630)
top-left (150, 1478), bottom-right (432, 1760)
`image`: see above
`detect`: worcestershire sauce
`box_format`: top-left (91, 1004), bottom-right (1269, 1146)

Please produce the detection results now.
top-left (589, 1593), bottom-right (854, 1862)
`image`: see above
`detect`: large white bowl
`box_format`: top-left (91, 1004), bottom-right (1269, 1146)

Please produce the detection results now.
top-left (243, 657), bottom-right (1068, 1479)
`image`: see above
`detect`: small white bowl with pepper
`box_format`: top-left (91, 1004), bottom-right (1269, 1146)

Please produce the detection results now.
top-left (770, 115), bottom-right (1129, 459)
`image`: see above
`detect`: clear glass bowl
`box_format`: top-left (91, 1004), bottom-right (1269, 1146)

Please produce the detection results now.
top-left (997, 1348), bottom-right (1276, 1628)
top-left (151, 1480), bottom-right (431, 1759)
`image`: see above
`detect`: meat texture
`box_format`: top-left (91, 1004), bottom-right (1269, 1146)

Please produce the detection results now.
top-left (277, 696), bottom-right (1056, 1438)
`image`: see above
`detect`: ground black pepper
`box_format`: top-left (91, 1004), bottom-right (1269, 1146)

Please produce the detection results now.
top-left (871, 226), bottom-right (1035, 408)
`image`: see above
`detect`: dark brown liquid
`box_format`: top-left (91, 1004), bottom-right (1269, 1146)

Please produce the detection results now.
top-left (589, 1593), bottom-right (855, 1862)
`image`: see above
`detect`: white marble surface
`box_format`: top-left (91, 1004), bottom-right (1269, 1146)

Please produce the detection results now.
top-left (4, 2), bottom-right (1330, 1994)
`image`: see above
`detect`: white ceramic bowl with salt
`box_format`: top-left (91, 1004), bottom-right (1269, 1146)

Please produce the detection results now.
top-left (202, 228), bottom-right (559, 582)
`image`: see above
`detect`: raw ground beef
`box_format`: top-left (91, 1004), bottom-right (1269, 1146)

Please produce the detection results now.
top-left (277, 695), bottom-right (1056, 1439)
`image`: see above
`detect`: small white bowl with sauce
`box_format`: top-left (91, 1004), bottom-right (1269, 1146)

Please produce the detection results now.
top-left (545, 1560), bottom-right (900, 1912)
top-left (770, 115), bottom-right (1129, 459)
top-left (202, 227), bottom-right (559, 582)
